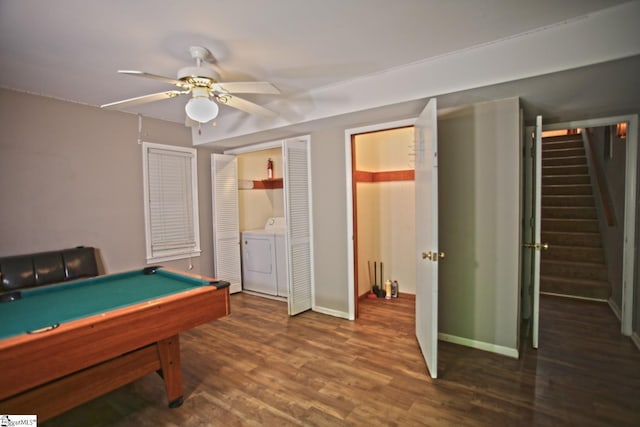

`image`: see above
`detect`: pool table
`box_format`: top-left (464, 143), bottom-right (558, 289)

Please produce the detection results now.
top-left (0, 266), bottom-right (230, 421)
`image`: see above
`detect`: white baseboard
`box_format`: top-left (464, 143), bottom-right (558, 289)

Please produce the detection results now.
top-left (632, 332), bottom-right (640, 351)
top-left (241, 290), bottom-right (286, 302)
top-left (608, 298), bottom-right (622, 321)
top-left (312, 305), bottom-right (351, 319)
top-left (439, 333), bottom-right (519, 359)
top-left (541, 291), bottom-right (607, 302)
top-left (237, 292), bottom-right (350, 319)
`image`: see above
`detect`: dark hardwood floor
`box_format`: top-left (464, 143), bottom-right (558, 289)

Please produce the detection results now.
top-left (43, 293), bottom-right (640, 426)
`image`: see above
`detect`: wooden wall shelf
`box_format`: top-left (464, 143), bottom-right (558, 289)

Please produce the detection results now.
top-left (251, 178), bottom-right (283, 189)
top-left (354, 169), bottom-right (414, 182)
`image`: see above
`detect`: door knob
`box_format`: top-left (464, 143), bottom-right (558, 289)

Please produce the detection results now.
top-left (422, 251), bottom-right (445, 262)
top-left (523, 242), bottom-right (549, 250)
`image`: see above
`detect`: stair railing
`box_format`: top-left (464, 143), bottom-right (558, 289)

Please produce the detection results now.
top-left (582, 129), bottom-right (616, 226)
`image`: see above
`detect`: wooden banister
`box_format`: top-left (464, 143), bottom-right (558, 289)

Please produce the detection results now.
top-left (583, 130), bottom-right (616, 226)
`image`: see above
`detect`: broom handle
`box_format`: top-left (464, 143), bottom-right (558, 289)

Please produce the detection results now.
top-left (374, 262), bottom-right (377, 286)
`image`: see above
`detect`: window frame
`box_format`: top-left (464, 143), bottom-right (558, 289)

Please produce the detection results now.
top-left (142, 141), bottom-right (201, 263)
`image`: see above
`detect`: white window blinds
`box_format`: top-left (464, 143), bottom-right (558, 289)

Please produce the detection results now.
top-left (143, 142), bottom-right (201, 263)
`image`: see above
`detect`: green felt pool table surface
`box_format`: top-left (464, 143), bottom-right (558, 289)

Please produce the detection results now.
top-left (0, 267), bottom-right (230, 420)
top-left (0, 268), bottom-right (214, 339)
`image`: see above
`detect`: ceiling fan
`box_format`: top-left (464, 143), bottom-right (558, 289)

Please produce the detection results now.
top-left (101, 46), bottom-right (280, 124)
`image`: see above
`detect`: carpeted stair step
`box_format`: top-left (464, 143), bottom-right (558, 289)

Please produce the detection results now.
top-left (541, 206), bottom-right (597, 219)
top-left (542, 195), bottom-right (595, 207)
top-left (542, 244), bottom-right (605, 263)
top-left (540, 133), bottom-right (611, 300)
top-left (543, 165), bottom-right (588, 175)
top-left (542, 184), bottom-right (592, 195)
top-left (540, 275), bottom-right (611, 300)
top-left (542, 218), bottom-right (599, 232)
top-left (542, 231), bottom-right (602, 247)
top-left (544, 156), bottom-right (588, 167)
top-left (541, 259), bottom-right (608, 281)
top-left (542, 147), bottom-right (585, 159)
top-left (542, 135), bottom-right (583, 145)
top-left (543, 174), bottom-right (590, 185)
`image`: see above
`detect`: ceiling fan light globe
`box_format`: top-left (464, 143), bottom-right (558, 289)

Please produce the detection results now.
top-left (185, 97), bottom-right (219, 123)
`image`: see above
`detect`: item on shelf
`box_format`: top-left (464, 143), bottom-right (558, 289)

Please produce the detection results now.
top-left (267, 158), bottom-right (274, 179)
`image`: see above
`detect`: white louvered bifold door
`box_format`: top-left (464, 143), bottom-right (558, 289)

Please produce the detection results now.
top-left (283, 137), bottom-right (314, 315)
top-left (211, 154), bottom-right (242, 293)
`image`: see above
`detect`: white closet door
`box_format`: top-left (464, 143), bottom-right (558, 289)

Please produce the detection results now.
top-left (414, 98), bottom-right (439, 379)
top-left (211, 154), bottom-right (242, 293)
top-left (283, 136), bottom-right (314, 315)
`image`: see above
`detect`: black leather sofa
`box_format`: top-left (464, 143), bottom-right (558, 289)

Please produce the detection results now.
top-left (0, 246), bottom-right (99, 293)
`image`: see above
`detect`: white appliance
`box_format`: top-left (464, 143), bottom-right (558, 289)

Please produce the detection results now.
top-left (242, 217), bottom-right (288, 297)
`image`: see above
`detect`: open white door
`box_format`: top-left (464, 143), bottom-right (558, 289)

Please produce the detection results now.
top-left (531, 116), bottom-right (543, 349)
top-left (415, 98), bottom-right (439, 379)
top-left (211, 154), bottom-right (242, 294)
top-left (283, 136), bottom-right (314, 315)
top-left (522, 116), bottom-right (543, 348)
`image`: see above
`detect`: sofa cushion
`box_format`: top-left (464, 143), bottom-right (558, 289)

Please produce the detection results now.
top-left (63, 247), bottom-right (99, 280)
top-left (0, 255), bottom-right (35, 291)
top-left (34, 251), bottom-right (66, 286)
top-left (0, 247), bottom-right (98, 292)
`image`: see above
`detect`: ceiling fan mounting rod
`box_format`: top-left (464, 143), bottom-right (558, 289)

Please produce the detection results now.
top-left (189, 46), bottom-right (211, 63)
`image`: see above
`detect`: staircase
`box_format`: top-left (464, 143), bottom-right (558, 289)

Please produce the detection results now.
top-left (540, 133), bottom-right (611, 300)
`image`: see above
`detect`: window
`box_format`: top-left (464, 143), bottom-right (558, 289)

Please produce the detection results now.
top-left (142, 142), bottom-right (201, 263)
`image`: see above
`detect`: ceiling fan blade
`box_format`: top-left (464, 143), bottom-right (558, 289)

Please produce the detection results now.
top-left (219, 95), bottom-right (278, 117)
top-left (214, 81), bottom-right (280, 94)
top-left (101, 90), bottom-right (184, 109)
top-left (118, 70), bottom-right (186, 87)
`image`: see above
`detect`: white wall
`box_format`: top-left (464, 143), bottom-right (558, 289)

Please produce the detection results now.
top-left (355, 182), bottom-right (379, 294)
top-left (311, 97), bottom-right (522, 353)
top-left (437, 97), bottom-right (521, 353)
top-left (310, 127), bottom-right (351, 312)
top-left (355, 127), bottom-right (416, 297)
top-left (378, 181), bottom-right (415, 295)
top-left (237, 147), bottom-right (284, 231)
top-left (0, 88), bottom-right (216, 277)
top-left (194, 2), bottom-right (640, 147)
top-left (0, 87), bottom-right (527, 354)
top-left (588, 126), bottom-right (626, 308)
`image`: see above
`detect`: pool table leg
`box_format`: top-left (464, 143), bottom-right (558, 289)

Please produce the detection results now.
top-left (156, 335), bottom-right (184, 408)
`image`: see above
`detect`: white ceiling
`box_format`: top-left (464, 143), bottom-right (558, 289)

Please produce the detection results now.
top-left (1, 0), bottom-right (639, 147)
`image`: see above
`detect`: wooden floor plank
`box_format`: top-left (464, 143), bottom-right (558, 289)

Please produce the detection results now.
top-left (40, 293), bottom-right (640, 426)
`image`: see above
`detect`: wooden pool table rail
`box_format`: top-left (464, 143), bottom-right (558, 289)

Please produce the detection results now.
top-left (0, 274), bottom-right (229, 421)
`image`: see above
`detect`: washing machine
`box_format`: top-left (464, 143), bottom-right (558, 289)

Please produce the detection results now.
top-left (242, 217), bottom-right (287, 296)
